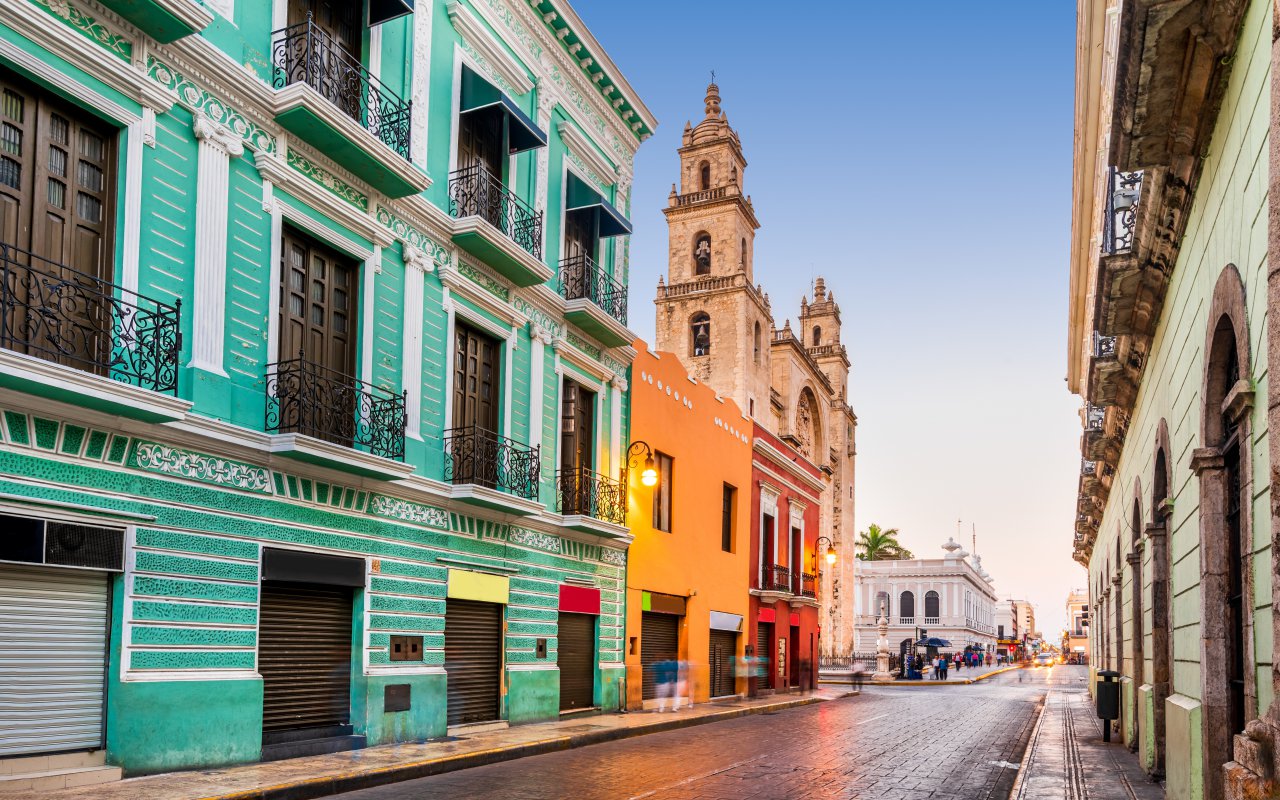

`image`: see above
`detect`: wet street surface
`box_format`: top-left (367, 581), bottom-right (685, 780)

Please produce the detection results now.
top-left (331, 666), bottom-right (1091, 800)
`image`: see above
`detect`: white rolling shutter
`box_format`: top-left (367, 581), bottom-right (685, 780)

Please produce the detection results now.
top-left (0, 565), bottom-right (109, 756)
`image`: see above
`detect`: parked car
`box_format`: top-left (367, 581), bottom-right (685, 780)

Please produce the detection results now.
top-left (1035, 653), bottom-right (1056, 667)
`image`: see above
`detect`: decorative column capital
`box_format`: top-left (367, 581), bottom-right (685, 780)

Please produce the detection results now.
top-left (402, 241), bottom-right (434, 274)
top-left (192, 112), bottom-right (244, 158)
top-left (611, 374), bottom-right (628, 391)
top-left (528, 322), bottom-right (554, 346)
top-left (1190, 446), bottom-right (1225, 475)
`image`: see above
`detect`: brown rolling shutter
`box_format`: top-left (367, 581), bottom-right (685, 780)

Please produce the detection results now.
top-left (557, 612), bottom-right (595, 711)
top-left (756, 622), bottom-right (773, 689)
top-left (708, 629), bottom-right (737, 698)
top-left (444, 599), bottom-right (502, 726)
top-left (259, 582), bottom-right (353, 735)
top-left (639, 612), bottom-right (678, 700)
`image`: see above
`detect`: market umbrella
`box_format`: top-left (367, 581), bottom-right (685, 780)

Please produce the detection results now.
top-left (916, 637), bottom-right (952, 648)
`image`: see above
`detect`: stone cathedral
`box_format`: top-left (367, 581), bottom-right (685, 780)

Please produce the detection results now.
top-left (654, 82), bottom-right (859, 656)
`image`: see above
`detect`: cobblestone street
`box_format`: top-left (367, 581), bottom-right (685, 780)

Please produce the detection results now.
top-left (330, 667), bottom-right (1096, 800)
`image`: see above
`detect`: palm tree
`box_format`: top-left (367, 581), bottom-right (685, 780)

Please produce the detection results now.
top-left (855, 524), bottom-right (914, 561)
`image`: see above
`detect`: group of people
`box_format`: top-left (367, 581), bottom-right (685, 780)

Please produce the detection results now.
top-left (651, 655), bottom-right (690, 711)
top-left (927, 650), bottom-right (1007, 679)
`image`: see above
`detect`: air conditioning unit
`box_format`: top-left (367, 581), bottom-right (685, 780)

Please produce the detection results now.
top-left (0, 513), bottom-right (124, 571)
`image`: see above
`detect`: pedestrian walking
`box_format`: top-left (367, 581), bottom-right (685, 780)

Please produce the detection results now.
top-left (940, 656), bottom-right (948, 680)
top-left (673, 659), bottom-right (688, 711)
top-left (655, 653), bottom-right (677, 712)
top-left (851, 661), bottom-right (866, 691)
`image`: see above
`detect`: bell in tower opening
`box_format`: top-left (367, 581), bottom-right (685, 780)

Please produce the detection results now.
top-left (694, 234), bottom-right (712, 275)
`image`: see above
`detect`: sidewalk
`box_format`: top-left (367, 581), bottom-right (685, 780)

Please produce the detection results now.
top-left (8, 688), bottom-right (849, 800)
top-left (1011, 689), bottom-right (1165, 799)
top-left (821, 663), bottom-right (1022, 686)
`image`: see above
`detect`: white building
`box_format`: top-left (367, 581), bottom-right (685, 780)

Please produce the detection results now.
top-left (852, 538), bottom-right (998, 654)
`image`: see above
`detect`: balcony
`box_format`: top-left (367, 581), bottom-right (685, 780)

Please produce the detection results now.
top-left (900, 617), bottom-right (915, 625)
top-left (799, 572), bottom-right (816, 599)
top-left (97, 0), bottom-right (212, 42)
top-left (448, 164), bottom-right (551, 288)
top-left (0, 243), bottom-right (189, 422)
top-left (924, 617), bottom-right (940, 625)
top-left (443, 425), bottom-right (542, 514)
top-left (264, 356), bottom-right (411, 479)
top-left (558, 255), bottom-right (631, 347)
top-left (270, 17), bottom-right (427, 199)
top-left (760, 564), bottom-right (791, 593)
top-left (555, 466), bottom-right (628, 537)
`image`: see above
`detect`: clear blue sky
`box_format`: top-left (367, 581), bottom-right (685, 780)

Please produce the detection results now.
top-left (575, 1), bottom-right (1083, 637)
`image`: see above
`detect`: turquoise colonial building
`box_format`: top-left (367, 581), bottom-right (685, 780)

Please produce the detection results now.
top-left (0, 0), bottom-right (654, 782)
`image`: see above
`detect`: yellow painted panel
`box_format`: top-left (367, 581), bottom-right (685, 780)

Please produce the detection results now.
top-left (447, 569), bottom-right (510, 604)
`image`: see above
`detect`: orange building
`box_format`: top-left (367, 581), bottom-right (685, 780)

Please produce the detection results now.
top-left (624, 341), bottom-right (753, 709)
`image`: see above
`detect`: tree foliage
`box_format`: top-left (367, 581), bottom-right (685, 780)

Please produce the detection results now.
top-left (855, 523), bottom-right (914, 561)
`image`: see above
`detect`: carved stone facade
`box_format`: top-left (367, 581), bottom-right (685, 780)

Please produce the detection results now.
top-left (654, 83), bottom-right (858, 656)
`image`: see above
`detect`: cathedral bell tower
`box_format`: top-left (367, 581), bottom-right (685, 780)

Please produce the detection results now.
top-left (655, 82), bottom-right (772, 418)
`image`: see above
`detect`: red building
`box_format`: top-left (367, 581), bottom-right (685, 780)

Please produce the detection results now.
top-left (748, 422), bottom-right (823, 692)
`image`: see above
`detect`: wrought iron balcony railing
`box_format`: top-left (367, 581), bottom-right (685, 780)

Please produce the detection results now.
top-left (0, 242), bottom-right (181, 394)
top-left (271, 15), bottom-right (412, 159)
top-left (1085, 404), bottom-right (1105, 432)
top-left (760, 563), bottom-right (791, 593)
top-left (265, 355), bottom-right (406, 460)
top-left (448, 164), bottom-right (543, 260)
top-left (443, 425), bottom-right (541, 500)
top-left (558, 254), bottom-right (627, 326)
top-left (555, 466), bottom-right (625, 524)
top-left (1102, 167), bottom-right (1143, 256)
top-left (1093, 333), bottom-right (1117, 359)
top-left (799, 572), bottom-right (817, 598)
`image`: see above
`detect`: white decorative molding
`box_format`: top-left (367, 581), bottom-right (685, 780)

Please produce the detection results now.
top-left (528, 325), bottom-right (547, 452)
top-left (410, 0), bottom-right (433, 166)
top-left (0, 350), bottom-right (192, 423)
top-left (187, 113), bottom-right (243, 377)
top-left (556, 120), bottom-right (616, 183)
top-left (446, 1), bottom-right (535, 95)
top-left (203, 0), bottom-right (234, 19)
top-left (402, 245), bottom-right (427, 440)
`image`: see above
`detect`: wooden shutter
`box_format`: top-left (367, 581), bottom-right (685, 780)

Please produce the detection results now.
top-left (452, 323), bottom-right (500, 433)
top-left (278, 228), bottom-right (357, 376)
top-left (259, 582), bottom-right (353, 736)
top-left (639, 611), bottom-right (678, 700)
top-left (708, 628), bottom-right (737, 698)
top-left (756, 621), bottom-right (773, 689)
top-left (444, 599), bottom-right (502, 726)
top-left (458, 104), bottom-right (503, 178)
top-left (557, 612), bottom-right (595, 711)
top-left (559, 380), bottom-right (595, 472)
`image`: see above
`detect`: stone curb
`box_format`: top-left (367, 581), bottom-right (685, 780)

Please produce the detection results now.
top-left (193, 695), bottom-right (833, 800)
top-left (1007, 691), bottom-right (1052, 800)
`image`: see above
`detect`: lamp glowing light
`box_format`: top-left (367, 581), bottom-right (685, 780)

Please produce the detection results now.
top-left (825, 546), bottom-right (837, 566)
top-left (640, 455), bottom-right (658, 487)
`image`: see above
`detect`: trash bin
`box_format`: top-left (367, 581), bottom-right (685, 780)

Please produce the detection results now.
top-left (1096, 669), bottom-right (1120, 742)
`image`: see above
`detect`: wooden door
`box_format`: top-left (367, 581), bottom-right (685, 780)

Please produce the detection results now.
top-left (279, 229), bottom-right (357, 375)
top-left (0, 71), bottom-right (114, 372)
top-left (559, 380), bottom-right (594, 472)
top-left (287, 0), bottom-right (362, 119)
top-left (452, 323), bottom-right (500, 434)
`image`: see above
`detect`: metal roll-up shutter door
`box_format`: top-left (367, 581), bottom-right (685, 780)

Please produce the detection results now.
top-left (708, 629), bottom-right (737, 697)
top-left (757, 622), bottom-right (773, 689)
top-left (557, 612), bottom-right (595, 711)
top-left (0, 565), bottom-right (109, 756)
top-left (259, 582), bottom-right (353, 735)
top-left (640, 612), bottom-right (679, 700)
top-left (444, 599), bottom-right (502, 726)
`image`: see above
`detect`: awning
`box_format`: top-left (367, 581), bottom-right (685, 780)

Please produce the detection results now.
top-left (460, 68), bottom-right (546, 155)
top-left (566, 173), bottom-right (631, 238)
top-left (709, 611), bottom-right (743, 632)
top-left (915, 637), bottom-right (952, 648)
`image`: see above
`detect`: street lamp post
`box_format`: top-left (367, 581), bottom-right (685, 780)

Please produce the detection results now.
top-left (624, 440), bottom-right (659, 488)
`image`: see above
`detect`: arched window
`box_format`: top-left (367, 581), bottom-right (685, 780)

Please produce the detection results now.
top-left (875, 591), bottom-right (890, 618)
top-left (1150, 428), bottom-right (1172, 776)
top-left (698, 161), bottom-right (710, 191)
top-left (899, 591), bottom-right (915, 622)
top-left (752, 321), bottom-right (761, 364)
top-left (1130, 497), bottom-right (1145, 733)
top-left (694, 233), bottom-right (711, 276)
top-left (740, 237), bottom-right (747, 269)
top-left (812, 326), bottom-right (822, 346)
top-left (690, 312), bottom-right (711, 356)
top-left (925, 591), bottom-right (940, 619)
top-left (795, 388), bottom-right (822, 459)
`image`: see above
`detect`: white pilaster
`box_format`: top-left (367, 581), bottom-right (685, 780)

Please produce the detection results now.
top-left (528, 323), bottom-right (552, 451)
top-left (401, 243), bottom-right (433, 440)
top-left (409, 0), bottom-right (433, 166)
top-left (609, 374), bottom-right (625, 479)
top-left (187, 113), bottom-right (243, 376)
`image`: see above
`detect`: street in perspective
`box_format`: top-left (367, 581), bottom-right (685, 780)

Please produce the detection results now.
top-left (0, 0), bottom-right (1275, 799)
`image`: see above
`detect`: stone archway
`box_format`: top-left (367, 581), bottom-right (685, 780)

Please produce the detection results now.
top-left (1128, 482), bottom-right (1145, 754)
top-left (1148, 419), bottom-right (1172, 779)
top-left (1192, 264), bottom-right (1255, 800)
